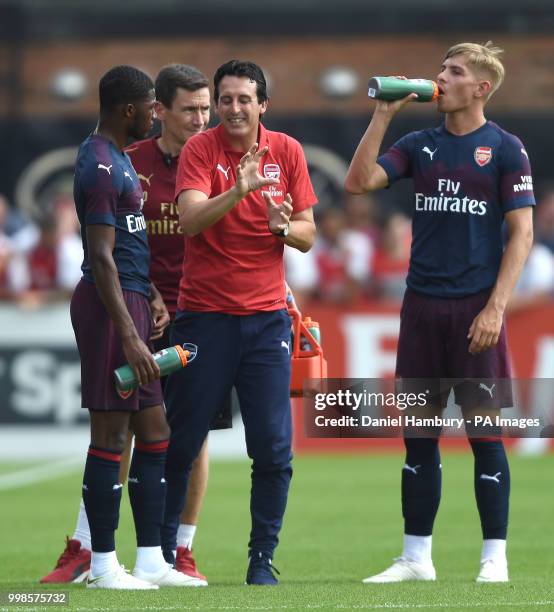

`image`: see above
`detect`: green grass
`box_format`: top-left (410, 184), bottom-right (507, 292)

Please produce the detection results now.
top-left (1, 452), bottom-right (553, 611)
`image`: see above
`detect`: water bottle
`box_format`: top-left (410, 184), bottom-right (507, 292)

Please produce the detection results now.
top-left (114, 344), bottom-right (196, 396)
top-left (301, 317), bottom-right (321, 351)
top-left (367, 77), bottom-right (438, 102)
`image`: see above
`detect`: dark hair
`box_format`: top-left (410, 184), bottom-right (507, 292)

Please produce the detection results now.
top-left (99, 65), bottom-right (154, 111)
top-left (213, 60), bottom-right (268, 104)
top-left (155, 64), bottom-right (209, 108)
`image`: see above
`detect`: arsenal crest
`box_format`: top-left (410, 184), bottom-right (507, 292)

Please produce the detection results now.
top-left (264, 164), bottom-right (281, 180)
top-left (474, 146), bottom-right (492, 167)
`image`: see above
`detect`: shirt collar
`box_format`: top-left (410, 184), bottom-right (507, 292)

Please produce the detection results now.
top-left (153, 136), bottom-right (179, 164)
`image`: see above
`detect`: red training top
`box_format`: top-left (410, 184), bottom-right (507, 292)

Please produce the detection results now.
top-left (125, 138), bottom-right (182, 317)
top-left (175, 123), bottom-right (317, 314)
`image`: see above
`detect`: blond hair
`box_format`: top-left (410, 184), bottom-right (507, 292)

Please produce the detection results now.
top-left (444, 41), bottom-right (505, 98)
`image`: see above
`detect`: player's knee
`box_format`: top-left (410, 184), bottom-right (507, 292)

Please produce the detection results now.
top-left (132, 410), bottom-right (171, 443)
top-left (107, 431), bottom-right (128, 452)
top-left (134, 419), bottom-right (170, 446)
top-left (142, 421), bottom-right (171, 443)
top-left (90, 429), bottom-right (128, 453)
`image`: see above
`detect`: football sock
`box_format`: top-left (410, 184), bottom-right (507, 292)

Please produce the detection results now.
top-left (402, 534), bottom-right (433, 564)
top-left (82, 447), bottom-right (122, 553)
top-left (176, 524), bottom-right (197, 550)
top-left (128, 439), bottom-right (169, 548)
top-left (135, 546), bottom-right (168, 574)
top-left (470, 439), bottom-right (510, 540)
top-left (72, 498), bottom-right (92, 551)
top-left (481, 538), bottom-right (507, 563)
top-left (90, 550), bottom-right (119, 579)
top-left (402, 437), bottom-right (442, 536)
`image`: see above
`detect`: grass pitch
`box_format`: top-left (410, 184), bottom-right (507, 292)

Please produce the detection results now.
top-left (0, 451), bottom-right (552, 611)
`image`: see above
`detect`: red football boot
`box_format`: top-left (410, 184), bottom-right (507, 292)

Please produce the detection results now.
top-left (174, 546), bottom-right (208, 586)
top-left (40, 537), bottom-right (91, 583)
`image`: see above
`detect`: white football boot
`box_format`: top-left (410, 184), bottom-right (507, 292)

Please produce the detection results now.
top-left (87, 565), bottom-right (158, 589)
top-left (476, 558), bottom-right (509, 583)
top-left (133, 563), bottom-right (202, 587)
top-left (363, 557), bottom-right (436, 583)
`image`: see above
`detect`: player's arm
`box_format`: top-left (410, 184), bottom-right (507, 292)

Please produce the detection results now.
top-left (467, 207), bottom-right (533, 354)
top-left (178, 188), bottom-right (241, 237)
top-left (489, 207), bottom-right (534, 312)
top-left (178, 143), bottom-right (279, 236)
top-left (264, 193), bottom-right (315, 253)
top-left (149, 282), bottom-right (170, 341)
top-left (344, 95), bottom-right (416, 194)
top-left (87, 224), bottom-right (159, 384)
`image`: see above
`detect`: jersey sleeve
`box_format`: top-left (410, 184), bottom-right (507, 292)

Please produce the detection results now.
top-left (79, 154), bottom-right (122, 226)
top-left (175, 135), bottom-right (212, 200)
top-left (377, 132), bottom-right (416, 185)
top-left (288, 138), bottom-right (317, 214)
top-left (498, 134), bottom-right (536, 213)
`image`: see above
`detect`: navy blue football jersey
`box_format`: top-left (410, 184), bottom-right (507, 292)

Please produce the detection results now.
top-left (73, 134), bottom-right (151, 296)
top-left (378, 121), bottom-right (535, 297)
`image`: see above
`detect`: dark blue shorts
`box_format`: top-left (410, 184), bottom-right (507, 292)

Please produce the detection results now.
top-left (70, 279), bottom-right (163, 412)
top-left (396, 288), bottom-right (512, 410)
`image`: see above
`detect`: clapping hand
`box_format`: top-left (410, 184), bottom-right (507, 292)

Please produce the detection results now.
top-left (235, 143), bottom-right (279, 198)
top-left (264, 192), bottom-right (293, 235)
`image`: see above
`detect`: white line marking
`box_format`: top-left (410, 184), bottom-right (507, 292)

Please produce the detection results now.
top-left (0, 457), bottom-right (82, 491)
top-left (6, 600), bottom-right (551, 611)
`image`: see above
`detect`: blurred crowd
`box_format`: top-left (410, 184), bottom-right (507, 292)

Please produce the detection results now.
top-left (0, 192), bottom-right (82, 308)
top-left (2, 185), bottom-right (554, 311)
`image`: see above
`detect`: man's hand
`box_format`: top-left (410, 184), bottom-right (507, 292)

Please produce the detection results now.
top-left (374, 93), bottom-right (418, 118)
top-left (373, 77), bottom-right (418, 118)
top-left (467, 304), bottom-right (503, 355)
top-left (122, 335), bottom-right (160, 387)
top-left (150, 293), bottom-right (170, 341)
top-left (235, 143), bottom-right (279, 198)
top-left (264, 192), bottom-right (293, 235)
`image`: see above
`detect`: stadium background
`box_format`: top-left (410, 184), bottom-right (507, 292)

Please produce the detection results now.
top-left (1, 0), bottom-right (553, 447)
top-left (0, 2), bottom-right (553, 608)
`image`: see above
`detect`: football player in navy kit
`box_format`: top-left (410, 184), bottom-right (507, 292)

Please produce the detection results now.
top-left (71, 65), bottom-right (194, 589)
top-left (346, 42), bottom-right (534, 583)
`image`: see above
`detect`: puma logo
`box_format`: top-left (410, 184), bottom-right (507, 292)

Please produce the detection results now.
top-left (422, 147), bottom-right (437, 160)
top-left (138, 173), bottom-right (154, 187)
top-left (97, 163), bottom-right (112, 175)
top-left (480, 472), bottom-right (501, 484)
top-left (479, 383), bottom-right (496, 398)
top-left (217, 163), bottom-right (231, 180)
top-left (403, 463), bottom-right (421, 475)
top-left (281, 340), bottom-right (290, 354)
top-left (123, 171), bottom-right (133, 181)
